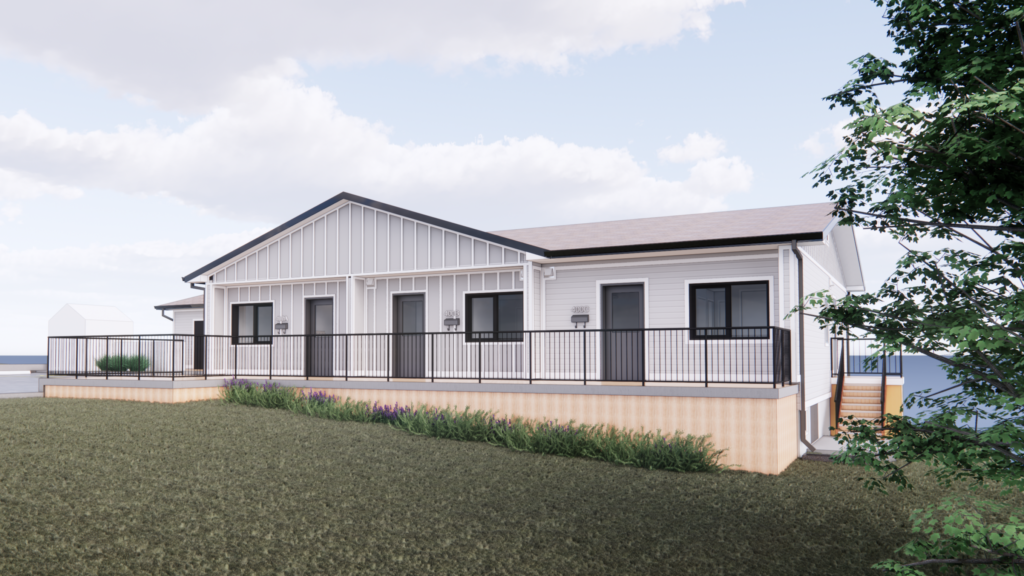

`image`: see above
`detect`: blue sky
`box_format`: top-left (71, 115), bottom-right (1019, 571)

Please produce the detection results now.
top-left (0, 0), bottom-right (903, 353)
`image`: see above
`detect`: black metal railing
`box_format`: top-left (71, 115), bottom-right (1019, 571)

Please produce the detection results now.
top-left (830, 337), bottom-right (903, 377)
top-left (48, 327), bottom-right (792, 386)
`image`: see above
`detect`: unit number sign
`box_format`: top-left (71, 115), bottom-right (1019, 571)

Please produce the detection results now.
top-left (571, 306), bottom-right (590, 314)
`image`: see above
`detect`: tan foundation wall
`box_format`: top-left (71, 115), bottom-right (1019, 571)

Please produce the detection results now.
top-left (301, 387), bottom-right (797, 475)
top-left (43, 383), bottom-right (798, 475)
top-left (45, 385), bottom-right (221, 404)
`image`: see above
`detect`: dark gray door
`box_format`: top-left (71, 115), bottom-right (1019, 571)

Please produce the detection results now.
top-left (394, 295), bottom-right (425, 379)
top-left (193, 320), bottom-right (205, 370)
top-left (305, 299), bottom-right (333, 377)
top-left (602, 284), bottom-right (644, 381)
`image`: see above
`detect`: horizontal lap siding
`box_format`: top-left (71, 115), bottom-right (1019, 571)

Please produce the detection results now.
top-left (172, 310), bottom-right (203, 335)
top-left (544, 253), bottom-right (781, 331)
top-left (801, 263), bottom-right (841, 403)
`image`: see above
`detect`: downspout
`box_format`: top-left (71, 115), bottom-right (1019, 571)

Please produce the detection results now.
top-left (792, 240), bottom-right (816, 454)
top-left (160, 310), bottom-right (173, 321)
top-left (191, 282), bottom-right (206, 335)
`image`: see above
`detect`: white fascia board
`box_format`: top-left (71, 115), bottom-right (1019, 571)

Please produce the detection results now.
top-left (528, 244), bottom-right (781, 265)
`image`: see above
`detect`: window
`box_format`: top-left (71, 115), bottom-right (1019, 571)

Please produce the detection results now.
top-left (689, 282), bottom-right (769, 339)
top-left (466, 292), bottom-right (523, 341)
top-left (232, 303), bottom-right (273, 344)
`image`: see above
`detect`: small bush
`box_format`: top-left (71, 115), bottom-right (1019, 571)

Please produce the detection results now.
top-left (95, 354), bottom-right (151, 372)
top-left (221, 380), bottom-right (726, 473)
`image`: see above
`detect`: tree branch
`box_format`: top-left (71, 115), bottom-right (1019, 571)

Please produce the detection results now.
top-left (848, 209), bottom-right (1024, 233)
top-left (904, 556), bottom-right (1024, 567)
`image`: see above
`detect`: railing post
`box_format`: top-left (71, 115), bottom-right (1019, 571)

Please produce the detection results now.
top-left (641, 330), bottom-right (646, 387)
top-left (387, 334), bottom-right (392, 382)
top-left (528, 332), bottom-right (533, 385)
top-left (137, 335), bottom-right (142, 381)
top-left (106, 336), bottom-right (109, 380)
top-left (703, 338), bottom-right (709, 387)
top-left (345, 334), bottom-right (349, 382)
top-left (430, 333), bottom-right (435, 383)
top-left (269, 335), bottom-right (273, 380)
top-left (171, 336), bottom-right (176, 382)
top-left (73, 338), bottom-right (77, 380)
top-left (478, 337), bottom-right (482, 384)
top-left (234, 340), bottom-right (238, 380)
top-left (582, 330), bottom-right (587, 385)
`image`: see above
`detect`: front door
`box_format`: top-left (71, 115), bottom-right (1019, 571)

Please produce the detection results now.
top-left (305, 299), bottom-right (333, 377)
top-left (602, 284), bottom-right (644, 382)
top-left (393, 295), bottom-right (425, 379)
top-left (193, 320), bottom-right (205, 370)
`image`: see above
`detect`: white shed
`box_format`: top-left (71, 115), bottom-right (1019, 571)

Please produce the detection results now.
top-left (48, 304), bottom-right (134, 337)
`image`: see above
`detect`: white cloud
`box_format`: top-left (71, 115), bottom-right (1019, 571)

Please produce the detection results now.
top-left (658, 132), bottom-right (726, 163)
top-left (0, 167), bottom-right (83, 220)
top-left (656, 132), bottom-right (752, 195)
top-left (0, 0), bottom-right (741, 110)
top-left (800, 120), bottom-right (851, 156)
top-left (0, 229), bottom-right (268, 353)
top-left (0, 73), bottom-right (752, 230)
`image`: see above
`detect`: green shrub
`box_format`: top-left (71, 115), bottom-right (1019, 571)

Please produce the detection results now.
top-left (221, 380), bottom-right (727, 473)
top-left (95, 354), bottom-right (151, 372)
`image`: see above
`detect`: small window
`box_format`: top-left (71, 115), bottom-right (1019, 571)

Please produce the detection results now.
top-left (232, 303), bottom-right (273, 344)
top-left (466, 292), bottom-right (523, 342)
top-left (690, 282), bottom-right (769, 339)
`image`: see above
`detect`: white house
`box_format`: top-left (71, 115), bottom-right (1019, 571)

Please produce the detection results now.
top-left (48, 304), bottom-right (133, 337)
top-left (155, 295), bottom-right (205, 337)
top-left (44, 192), bottom-right (900, 474)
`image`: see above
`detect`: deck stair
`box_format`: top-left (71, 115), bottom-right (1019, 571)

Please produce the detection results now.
top-left (836, 376), bottom-right (885, 431)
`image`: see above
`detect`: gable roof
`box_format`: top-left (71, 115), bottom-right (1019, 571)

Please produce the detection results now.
top-left (491, 202), bottom-right (837, 258)
top-left (155, 295), bottom-right (204, 310)
top-left (182, 192), bottom-right (548, 282)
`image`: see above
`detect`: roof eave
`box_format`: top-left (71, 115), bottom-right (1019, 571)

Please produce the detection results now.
top-left (154, 304), bottom-right (205, 311)
top-left (542, 232), bottom-right (825, 259)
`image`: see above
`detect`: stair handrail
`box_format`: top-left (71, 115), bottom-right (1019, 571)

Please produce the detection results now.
top-left (880, 356), bottom-right (888, 426)
top-left (834, 338), bottom-right (846, 429)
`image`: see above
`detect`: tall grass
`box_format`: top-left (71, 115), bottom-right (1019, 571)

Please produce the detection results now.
top-left (221, 379), bottom-right (726, 473)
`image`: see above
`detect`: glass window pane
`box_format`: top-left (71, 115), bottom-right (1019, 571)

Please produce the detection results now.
top-left (731, 284), bottom-right (768, 327)
top-left (314, 303), bottom-right (333, 335)
top-left (694, 288), bottom-right (727, 328)
top-left (497, 294), bottom-right (523, 334)
top-left (609, 292), bottom-right (641, 329)
top-left (258, 305), bottom-right (273, 337)
top-left (237, 305), bottom-right (254, 337)
top-left (471, 297), bottom-right (494, 336)
top-left (732, 283), bottom-right (768, 338)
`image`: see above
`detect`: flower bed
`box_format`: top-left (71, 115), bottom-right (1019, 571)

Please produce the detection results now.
top-left (221, 379), bottom-right (726, 473)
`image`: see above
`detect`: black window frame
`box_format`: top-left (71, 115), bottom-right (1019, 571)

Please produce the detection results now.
top-left (465, 291), bottom-right (524, 342)
top-left (689, 281), bottom-right (770, 340)
top-left (232, 303), bottom-right (273, 345)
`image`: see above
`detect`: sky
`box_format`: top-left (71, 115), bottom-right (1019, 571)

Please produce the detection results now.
top-left (0, 0), bottom-right (909, 354)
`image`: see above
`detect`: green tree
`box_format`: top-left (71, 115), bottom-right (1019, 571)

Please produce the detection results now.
top-left (808, 0), bottom-right (1024, 572)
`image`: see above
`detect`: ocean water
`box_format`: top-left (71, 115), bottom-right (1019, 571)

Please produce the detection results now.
top-left (900, 355), bottom-right (994, 429)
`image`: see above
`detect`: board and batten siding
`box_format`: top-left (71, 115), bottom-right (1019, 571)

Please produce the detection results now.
top-left (208, 202), bottom-right (529, 286)
top-left (542, 251), bottom-right (783, 330)
top-left (210, 281), bottom-right (347, 340)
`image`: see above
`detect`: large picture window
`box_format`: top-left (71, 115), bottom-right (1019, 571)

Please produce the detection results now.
top-left (232, 303), bottom-right (273, 344)
top-left (689, 282), bottom-right (769, 339)
top-left (466, 292), bottom-right (523, 342)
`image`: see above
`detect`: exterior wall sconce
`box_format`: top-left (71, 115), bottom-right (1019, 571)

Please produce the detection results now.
top-left (444, 317), bottom-right (460, 331)
top-left (365, 278), bottom-right (376, 288)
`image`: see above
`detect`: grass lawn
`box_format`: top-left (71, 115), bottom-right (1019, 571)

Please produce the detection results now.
top-left (0, 399), bottom-right (1018, 575)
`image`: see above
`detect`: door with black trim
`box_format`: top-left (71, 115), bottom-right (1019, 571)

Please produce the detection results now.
top-left (602, 284), bottom-right (644, 381)
top-left (394, 295), bottom-right (425, 379)
top-left (193, 320), bottom-right (205, 370)
top-left (305, 299), bottom-right (333, 377)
